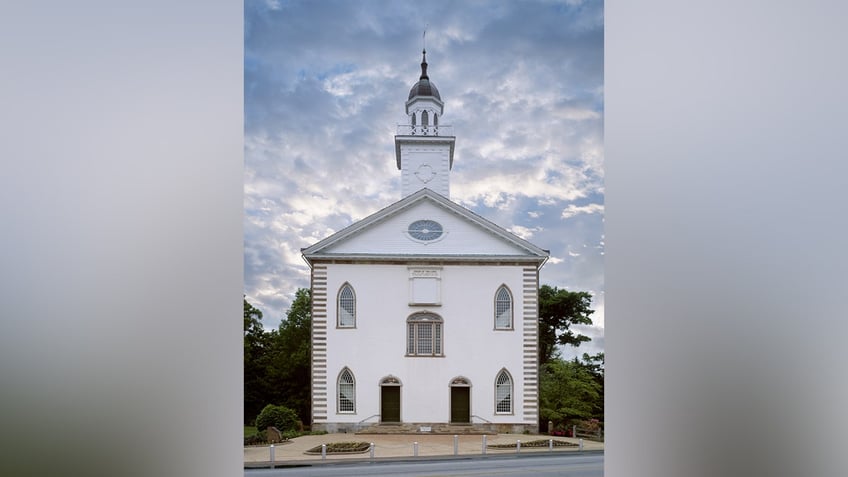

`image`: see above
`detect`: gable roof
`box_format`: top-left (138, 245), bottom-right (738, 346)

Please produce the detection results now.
top-left (302, 188), bottom-right (549, 265)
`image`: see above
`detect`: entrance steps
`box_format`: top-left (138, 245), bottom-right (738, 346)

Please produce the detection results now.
top-left (356, 423), bottom-right (497, 435)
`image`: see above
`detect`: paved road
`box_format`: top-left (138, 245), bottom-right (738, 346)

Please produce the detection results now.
top-left (245, 453), bottom-right (603, 476)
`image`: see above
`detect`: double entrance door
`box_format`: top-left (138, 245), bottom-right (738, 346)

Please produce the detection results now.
top-left (379, 383), bottom-right (470, 424)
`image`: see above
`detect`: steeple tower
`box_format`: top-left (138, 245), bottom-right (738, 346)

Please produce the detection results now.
top-left (395, 48), bottom-right (456, 198)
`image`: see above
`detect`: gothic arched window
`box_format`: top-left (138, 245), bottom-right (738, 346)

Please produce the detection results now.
top-left (495, 369), bottom-right (513, 414)
top-left (338, 368), bottom-right (356, 413)
top-left (421, 110), bottom-right (429, 127)
top-left (338, 283), bottom-right (356, 328)
top-left (494, 285), bottom-right (513, 329)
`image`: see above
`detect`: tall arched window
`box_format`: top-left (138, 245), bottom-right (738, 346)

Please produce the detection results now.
top-left (433, 113), bottom-right (438, 126)
top-left (495, 369), bottom-right (513, 414)
top-left (406, 312), bottom-right (443, 357)
top-left (338, 283), bottom-right (356, 328)
top-left (494, 285), bottom-right (513, 329)
top-left (411, 112), bottom-right (416, 127)
top-left (421, 110), bottom-right (429, 127)
top-left (337, 368), bottom-right (356, 413)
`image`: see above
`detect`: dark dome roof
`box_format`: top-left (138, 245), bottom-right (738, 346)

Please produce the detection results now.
top-left (408, 79), bottom-right (441, 100)
top-left (408, 49), bottom-right (441, 101)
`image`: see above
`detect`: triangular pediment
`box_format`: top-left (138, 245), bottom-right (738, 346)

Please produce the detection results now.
top-left (302, 189), bottom-right (548, 263)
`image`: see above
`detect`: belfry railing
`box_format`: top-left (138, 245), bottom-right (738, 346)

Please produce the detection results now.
top-left (396, 124), bottom-right (453, 136)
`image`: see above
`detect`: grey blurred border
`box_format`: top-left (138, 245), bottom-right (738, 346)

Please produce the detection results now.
top-left (0, 1), bottom-right (242, 476)
top-left (607, 1), bottom-right (848, 476)
top-left (3, 1), bottom-right (848, 476)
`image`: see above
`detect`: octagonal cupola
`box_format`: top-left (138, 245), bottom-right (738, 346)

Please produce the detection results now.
top-left (405, 49), bottom-right (445, 130)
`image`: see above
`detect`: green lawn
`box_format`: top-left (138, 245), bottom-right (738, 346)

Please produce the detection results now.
top-left (244, 425), bottom-right (258, 437)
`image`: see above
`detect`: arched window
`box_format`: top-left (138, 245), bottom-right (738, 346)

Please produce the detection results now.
top-left (406, 312), bottom-right (443, 356)
top-left (495, 369), bottom-right (513, 414)
top-left (433, 113), bottom-right (438, 126)
top-left (338, 368), bottom-right (355, 413)
top-left (411, 112), bottom-right (416, 127)
top-left (494, 285), bottom-right (513, 329)
top-left (421, 110), bottom-right (429, 127)
top-left (338, 283), bottom-right (356, 328)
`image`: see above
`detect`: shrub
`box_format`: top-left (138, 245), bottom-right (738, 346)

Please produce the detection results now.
top-left (244, 430), bottom-right (268, 446)
top-left (255, 404), bottom-right (299, 433)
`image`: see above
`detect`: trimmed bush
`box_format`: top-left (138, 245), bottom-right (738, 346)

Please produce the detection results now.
top-left (255, 404), bottom-right (299, 433)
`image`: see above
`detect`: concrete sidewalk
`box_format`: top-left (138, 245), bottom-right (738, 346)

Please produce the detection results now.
top-left (244, 433), bottom-right (604, 468)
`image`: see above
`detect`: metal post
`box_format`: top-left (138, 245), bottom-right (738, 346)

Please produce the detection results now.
top-left (579, 439), bottom-right (584, 452)
top-left (269, 444), bottom-right (275, 468)
top-left (370, 442), bottom-right (375, 459)
top-left (321, 443), bottom-right (327, 460)
top-left (482, 434), bottom-right (487, 455)
top-left (516, 439), bottom-right (521, 454)
top-left (549, 438), bottom-right (553, 451)
top-left (413, 441), bottom-right (419, 457)
top-left (453, 435), bottom-right (459, 455)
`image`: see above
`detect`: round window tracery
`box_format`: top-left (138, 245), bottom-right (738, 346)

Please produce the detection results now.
top-left (408, 220), bottom-right (443, 241)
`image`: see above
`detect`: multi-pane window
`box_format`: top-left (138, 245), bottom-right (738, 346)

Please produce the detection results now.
top-left (495, 286), bottom-right (512, 329)
top-left (495, 369), bottom-right (512, 414)
top-left (338, 368), bottom-right (355, 413)
top-left (406, 313), bottom-right (443, 356)
top-left (338, 283), bottom-right (355, 328)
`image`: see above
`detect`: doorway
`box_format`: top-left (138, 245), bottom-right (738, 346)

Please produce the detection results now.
top-left (380, 376), bottom-right (401, 423)
top-left (449, 377), bottom-right (471, 424)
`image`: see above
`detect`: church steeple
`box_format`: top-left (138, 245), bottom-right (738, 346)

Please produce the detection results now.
top-left (395, 47), bottom-right (456, 199)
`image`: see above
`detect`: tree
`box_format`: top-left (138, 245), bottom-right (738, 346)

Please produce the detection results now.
top-left (539, 358), bottom-right (602, 427)
top-left (244, 298), bottom-right (272, 423)
top-left (266, 288), bottom-right (312, 425)
top-left (580, 352), bottom-right (605, 419)
top-left (538, 285), bottom-right (594, 366)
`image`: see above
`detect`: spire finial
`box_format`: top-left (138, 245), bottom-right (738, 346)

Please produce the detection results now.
top-left (420, 28), bottom-right (429, 80)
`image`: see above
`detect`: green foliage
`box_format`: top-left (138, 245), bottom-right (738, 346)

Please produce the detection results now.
top-left (266, 288), bottom-right (312, 424)
top-left (244, 298), bottom-right (273, 423)
top-left (244, 430), bottom-right (267, 446)
top-left (243, 291), bottom-right (313, 425)
top-left (538, 285), bottom-right (594, 366)
top-left (255, 404), bottom-right (299, 433)
top-left (539, 358), bottom-right (602, 426)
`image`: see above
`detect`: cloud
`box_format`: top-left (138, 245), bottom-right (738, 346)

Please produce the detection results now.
top-left (561, 203), bottom-right (605, 220)
top-left (245, 0), bottom-right (604, 336)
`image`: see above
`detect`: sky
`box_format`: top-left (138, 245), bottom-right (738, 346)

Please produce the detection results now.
top-left (244, 0), bottom-right (604, 359)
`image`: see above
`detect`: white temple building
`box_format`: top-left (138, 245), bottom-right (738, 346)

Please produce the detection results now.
top-left (302, 49), bottom-right (549, 433)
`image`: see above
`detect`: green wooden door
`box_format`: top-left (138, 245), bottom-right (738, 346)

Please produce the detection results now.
top-left (381, 386), bottom-right (401, 422)
top-left (450, 387), bottom-right (470, 423)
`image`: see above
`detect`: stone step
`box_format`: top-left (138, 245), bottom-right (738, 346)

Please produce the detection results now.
top-left (356, 423), bottom-right (496, 435)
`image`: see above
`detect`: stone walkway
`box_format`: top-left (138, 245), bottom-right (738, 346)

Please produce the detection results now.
top-left (244, 433), bottom-right (604, 467)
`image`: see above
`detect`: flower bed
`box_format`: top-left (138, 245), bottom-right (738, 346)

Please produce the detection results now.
top-left (488, 439), bottom-right (577, 449)
top-left (305, 442), bottom-right (371, 454)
